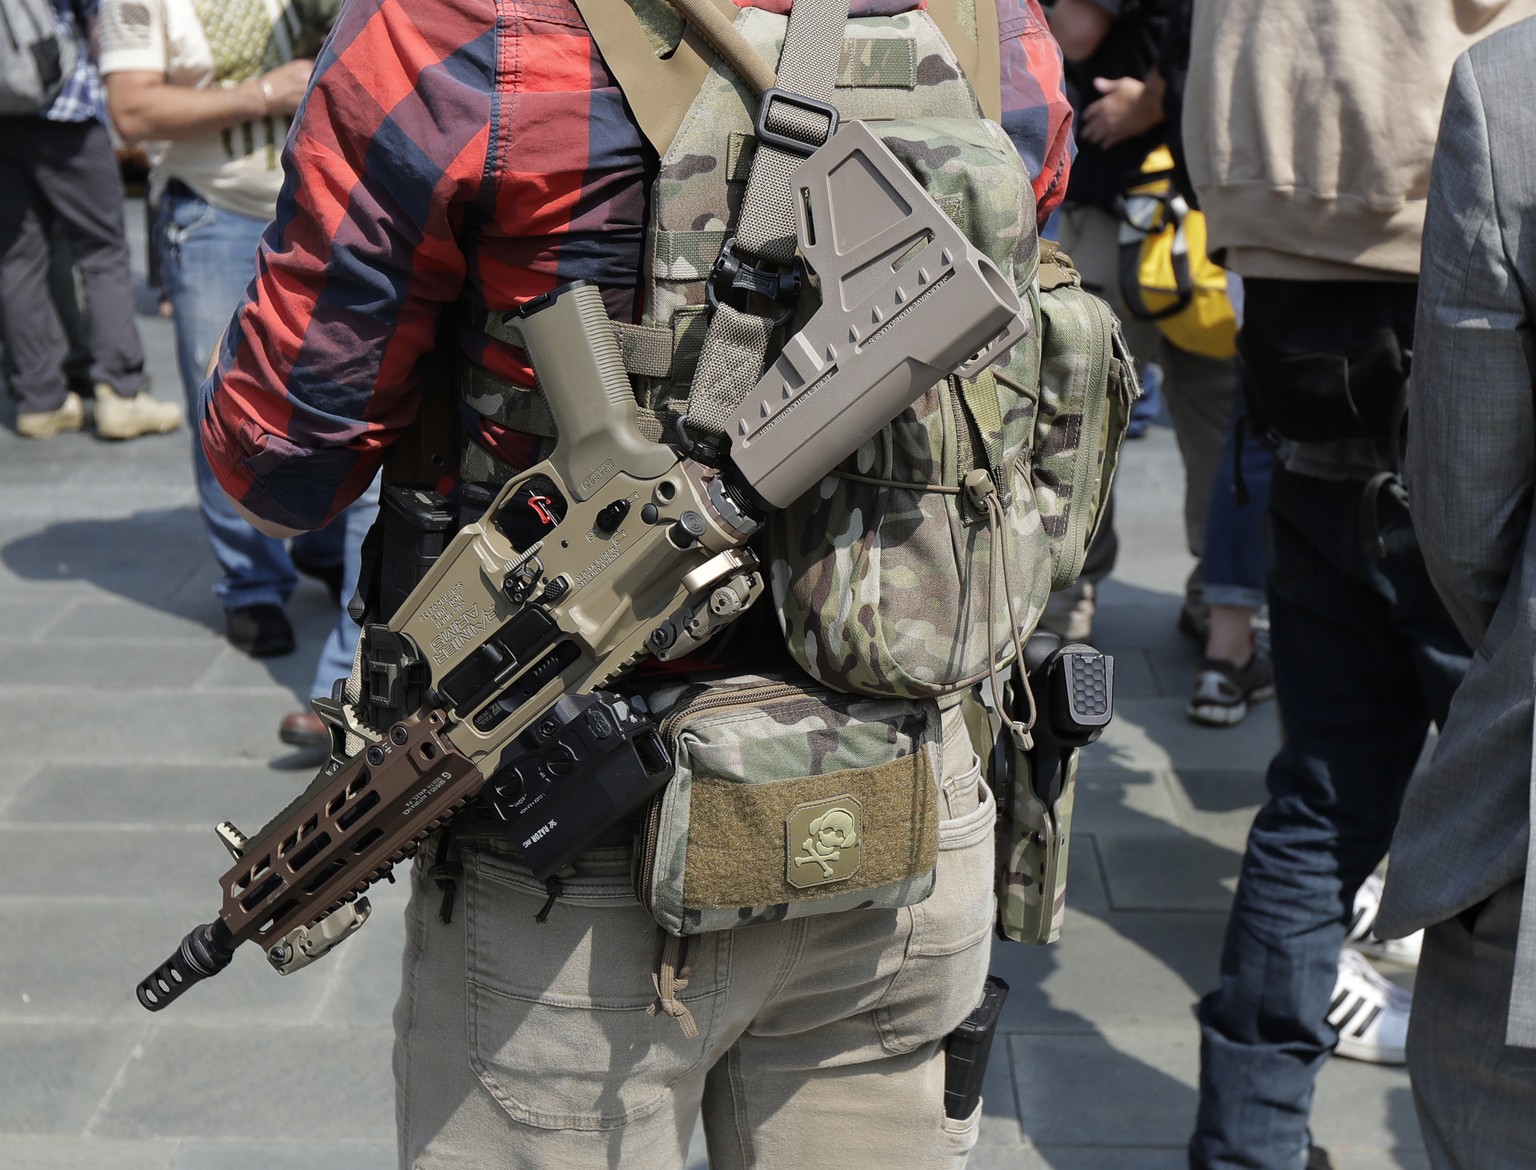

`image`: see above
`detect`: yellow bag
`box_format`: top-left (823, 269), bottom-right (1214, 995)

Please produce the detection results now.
top-left (1117, 146), bottom-right (1237, 360)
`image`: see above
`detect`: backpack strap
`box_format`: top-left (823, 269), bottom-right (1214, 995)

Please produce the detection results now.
top-left (925, 0), bottom-right (1001, 122)
top-left (570, 0), bottom-right (771, 158)
top-left (685, 0), bottom-right (847, 443)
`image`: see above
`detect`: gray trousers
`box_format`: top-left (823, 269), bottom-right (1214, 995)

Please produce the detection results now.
top-left (1409, 879), bottom-right (1536, 1169)
top-left (0, 117), bottom-right (148, 413)
top-left (1054, 204), bottom-right (1239, 596)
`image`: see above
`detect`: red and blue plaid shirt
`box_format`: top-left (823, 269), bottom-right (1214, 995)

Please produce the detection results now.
top-left (203, 0), bottom-right (1073, 530)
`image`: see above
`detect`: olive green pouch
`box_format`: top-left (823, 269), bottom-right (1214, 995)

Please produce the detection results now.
top-left (634, 675), bottom-right (942, 936)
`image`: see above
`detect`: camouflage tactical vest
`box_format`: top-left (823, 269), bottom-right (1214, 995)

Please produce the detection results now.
top-left (461, 0), bottom-right (1124, 700)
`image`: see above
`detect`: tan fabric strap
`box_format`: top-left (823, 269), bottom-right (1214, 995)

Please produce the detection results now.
top-left (570, 0), bottom-right (773, 158)
top-left (926, 0), bottom-right (1001, 122)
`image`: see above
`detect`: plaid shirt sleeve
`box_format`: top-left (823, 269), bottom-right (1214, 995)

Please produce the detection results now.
top-left (200, 0), bottom-right (499, 531)
top-left (998, 0), bottom-right (1074, 224)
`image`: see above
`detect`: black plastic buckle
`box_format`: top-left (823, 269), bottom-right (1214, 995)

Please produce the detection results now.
top-left (707, 238), bottom-right (801, 328)
top-left (754, 87), bottom-right (840, 157)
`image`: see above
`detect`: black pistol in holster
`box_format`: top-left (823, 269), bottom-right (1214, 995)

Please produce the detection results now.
top-left (136, 121), bottom-right (1030, 1011)
top-left (994, 631), bottom-right (1113, 945)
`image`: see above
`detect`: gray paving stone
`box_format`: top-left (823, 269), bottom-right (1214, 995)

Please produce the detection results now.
top-left (0, 690), bottom-right (300, 763)
top-left (0, 643), bottom-right (222, 691)
top-left (0, 762), bottom-right (41, 818)
top-left (93, 1025), bottom-right (394, 1141)
top-left (0, 514), bottom-right (207, 610)
top-left (1107, 647), bottom-right (1162, 698)
top-left (993, 907), bottom-right (1223, 1037)
top-left (1008, 1030), bottom-right (1199, 1147)
top-left (3, 762), bottom-right (317, 830)
top-left (1088, 698), bottom-right (1282, 777)
top-left (0, 1022), bottom-right (145, 1133)
top-left (1093, 597), bottom-right (1202, 659)
top-left (976, 1030), bottom-right (1028, 1148)
top-left (1165, 767), bottom-right (1269, 855)
top-left (37, 598), bottom-right (224, 645)
top-left (171, 1141), bottom-right (393, 1170)
top-left (1332, 1152), bottom-right (1430, 1170)
top-left (1093, 825), bottom-right (1242, 911)
top-left (1311, 1057), bottom-right (1422, 1157)
top-left (0, 827), bottom-right (231, 898)
top-left (0, 597), bottom-right (74, 637)
top-left (0, 1136), bottom-right (177, 1170)
top-left (1072, 766), bottom-right (1184, 835)
top-left (971, 1149), bottom-right (1183, 1170)
top-left (0, 901), bottom-right (332, 1026)
top-left (963, 1150), bottom-right (1037, 1170)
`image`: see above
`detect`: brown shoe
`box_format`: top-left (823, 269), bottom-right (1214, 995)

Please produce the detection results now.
top-left (94, 381), bottom-right (183, 439)
top-left (279, 710), bottom-right (329, 750)
top-left (16, 391), bottom-right (85, 438)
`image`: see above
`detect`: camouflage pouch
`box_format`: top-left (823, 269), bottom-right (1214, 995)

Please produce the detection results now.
top-left (633, 674), bottom-right (942, 936)
top-left (769, 117), bottom-right (1054, 700)
top-left (1031, 241), bottom-right (1138, 590)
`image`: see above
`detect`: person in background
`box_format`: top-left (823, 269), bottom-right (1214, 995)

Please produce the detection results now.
top-left (1377, 16), bottom-right (1536, 1166)
top-left (1181, 2), bottom-right (1534, 1166)
top-left (1042, 0), bottom-right (1240, 666)
top-left (99, 0), bottom-right (375, 746)
top-left (0, 0), bottom-right (183, 440)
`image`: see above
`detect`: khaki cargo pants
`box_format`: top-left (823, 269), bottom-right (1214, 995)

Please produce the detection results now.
top-left (394, 705), bottom-right (996, 1168)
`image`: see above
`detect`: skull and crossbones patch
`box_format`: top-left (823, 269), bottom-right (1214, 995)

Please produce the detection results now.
top-left (786, 796), bottom-right (864, 888)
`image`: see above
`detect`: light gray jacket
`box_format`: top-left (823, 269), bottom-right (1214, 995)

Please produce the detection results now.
top-left (1379, 16), bottom-right (1536, 1047)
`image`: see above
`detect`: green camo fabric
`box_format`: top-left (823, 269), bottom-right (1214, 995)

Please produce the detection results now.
top-left (642, 6), bottom-right (1069, 699)
top-left (635, 674), bottom-right (943, 936)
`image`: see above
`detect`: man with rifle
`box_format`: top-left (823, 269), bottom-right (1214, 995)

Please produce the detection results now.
top-left (149, 0), bottom-right (1081, 1164)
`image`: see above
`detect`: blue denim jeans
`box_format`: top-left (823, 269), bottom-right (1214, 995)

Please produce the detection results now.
top-left (157, 185), bottom-right (346, 611)
top-left (1189, 466), bottom-right (1469, 1170)
top-left (309, 474), bottom-right (379, 701)
top-left (1200, 387), bottom-right (1272, 611)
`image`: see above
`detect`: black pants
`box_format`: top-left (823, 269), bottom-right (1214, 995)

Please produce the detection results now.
top-left (0, 117), bottom-right (147, 413)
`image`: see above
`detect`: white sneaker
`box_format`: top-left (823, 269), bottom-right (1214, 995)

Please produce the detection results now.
top-left (1328, 948), bottom-right (1410, 1065)
top-left (1345, 873), bottom-right (1423, 968)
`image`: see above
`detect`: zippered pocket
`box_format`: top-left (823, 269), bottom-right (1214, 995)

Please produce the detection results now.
top-left (632, 675), bottom-right (944, 936)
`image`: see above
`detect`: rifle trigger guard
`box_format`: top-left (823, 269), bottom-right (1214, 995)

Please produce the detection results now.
top-left (708, 238), bottom-right (801, 329)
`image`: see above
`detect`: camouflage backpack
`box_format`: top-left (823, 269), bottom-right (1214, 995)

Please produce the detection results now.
top-left (560, 0), bottom-right (1130, 701)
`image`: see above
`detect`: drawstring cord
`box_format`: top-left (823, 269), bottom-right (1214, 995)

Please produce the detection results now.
top-left (647, 933), bottom-right (699, 1039)
top-left (966, 469), bottom-right (1036, 752)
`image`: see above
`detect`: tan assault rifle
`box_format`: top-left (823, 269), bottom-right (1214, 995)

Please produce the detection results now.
top-left (136, 122), bottom-right (1028, 1010)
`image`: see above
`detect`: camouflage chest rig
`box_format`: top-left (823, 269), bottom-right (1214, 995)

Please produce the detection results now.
top-left (462, 0), bottom-right (1054, 702)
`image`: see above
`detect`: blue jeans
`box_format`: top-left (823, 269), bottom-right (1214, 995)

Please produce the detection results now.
top-left (157, 185), bottom-right (345, 611)
top-left (1200, 388), bottom-right (1272, 611)
top-left (1189, 467), bottom-right (1469, 1170)
top-left (309, 474), bottom-right (379, 701)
